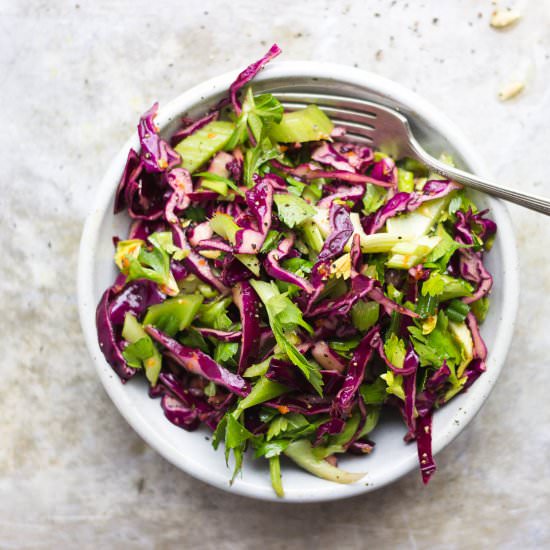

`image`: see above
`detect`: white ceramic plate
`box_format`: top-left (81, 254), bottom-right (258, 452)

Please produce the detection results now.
top-left (78, 62), bottom-right (519, 502)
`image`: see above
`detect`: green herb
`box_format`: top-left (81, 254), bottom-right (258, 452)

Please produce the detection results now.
top-left (143, 294), bottom-right (204, 336)
top-left (226, 88), bottom-right (284, 150)
top-left (384, 334), bottom-right (406, 369)
top-left (351, 300), bottom-right (380, 331)
top-left (397, 168), bottom-right (415, 193)
top-left (445, 299), bottom-right (471, 323)
top-left (422, 272), bottom-right (473, 301)
top-left (195, 171), bottom-right (244, 197)
top-left (471, 297), bottom-right (490, 323)
top-left (362, 183), bottom-right (386, 215)
top-left (244, 138), bottom-right (280, 186)
top-left (359, 378), bottom-right (387, 405)
top-left (259, 230), bottom-right (281, 253)
top-left (274, 193), bottom-right (316, 228)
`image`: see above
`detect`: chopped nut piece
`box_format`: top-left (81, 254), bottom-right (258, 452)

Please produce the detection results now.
top-left (498, 81), bottom-right (525, 101)
top-left (490, 9), bottom-right (521, 28)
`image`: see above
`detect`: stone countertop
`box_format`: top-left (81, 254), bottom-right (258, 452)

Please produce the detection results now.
top-left (1, 0), bottom-right (549, 547)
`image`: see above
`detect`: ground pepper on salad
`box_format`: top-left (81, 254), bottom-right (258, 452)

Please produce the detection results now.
top-left (96, 44), bottom-right (496, 497)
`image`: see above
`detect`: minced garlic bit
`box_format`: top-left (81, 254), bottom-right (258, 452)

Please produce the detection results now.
top-left (498, 81), bottom-right (525, 101)
top-left (490, 8), bottom-right (521, 28)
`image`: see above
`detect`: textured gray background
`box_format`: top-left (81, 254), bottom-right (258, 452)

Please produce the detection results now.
top-left (1, 0), bottom-right (550, 548)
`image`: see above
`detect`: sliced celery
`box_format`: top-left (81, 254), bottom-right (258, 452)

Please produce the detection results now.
top-left (284, 440), bottom-right (365, 484)
top-left (234, 376), bottom-right (290, 414)
top-left (268, 105), bottom-right (333, 143)
top-left (122, 312), bottom-right (148, 343)
top-left (200, 178), bottom-right (228, 196)
top-left (269, 456), bottom-right (284, 498)
top-left (301, 220), bottom-right (324, 254)
top-left (235, 253), bottom-right (261, 276)
top-left (143, 294), bottom-right (204, 336)
top-left (448, 321), bottom-right (474, 378)
top-left (386, 235), bottom-right (442, 269)
top-left (210, 213), bottom-right (239, 242)
top-left (122, 313), bottom-right (162, 386)
top-left (351, 300), bottom-right (380, 331)
top-left (209, 213), bottom-right (260, 273)
top-left (397, 168), bottom-right (415, 193)
top-left (174, 120), bottom-right (235, 173)
top-left (386, 198), bottom-right (447, 238)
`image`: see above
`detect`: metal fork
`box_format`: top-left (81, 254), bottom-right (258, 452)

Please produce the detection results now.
top-left (274, 92), bottom-right (550, 215)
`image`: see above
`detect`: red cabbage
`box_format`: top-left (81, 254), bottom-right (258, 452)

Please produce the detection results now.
top-left (115, 149), bottom-right (167, 220)
top-left (138, 103), bottom-right (180, 173)
top-left (271, 160), bottom-right (393, 187)
top-left (233, 281), bottom-right (262, 374)
top-left (229, 44), bottom-right (282, 115)
top-left (164, 168), bottom-right (193, 224)
top-left (161, 394), bottom-right (201, 431)
top-left (146, 326), bottom-right (250, 396)
top-left (333, 142), bottom-right (374, 172)
top-left (170, 111), bottom-right (219, 147)
top-left (265, 236), bottom-right (314, 293)
top-left (195, 328), bottom-right (242, 342)
top-left (402, 348), bottom-right (420, 434)
top-left (370, 157), bottom-right (397, 186)
top-left (465, 312), bottom-right (487, 360)
top-left (266, 358), bottom-right (309, 392)
top-left (96, 287), bottom-right (137, 381)
top-left (234, 178), bottom-right (274, 254)
top-left (311, 142), bottom-right (356, 173)
top-left (414, 411), bottom-right (436, 484)
top-left (332, 326), bottom-right (380, 417)
top-left (311, 341), bottom-right (346, 372)
top-left (188, 221), bottom-right (213, 247)
top-left (317, 183), bottom-right (365, 209)
top-left (264, 395), bottom-right (332, 415)
top-left (171, 224), bottom-right (229, 294)
top-left (314, 417), bottom-right (346, 445)
top-left (365, 180), bottom-right (462, 234)
top-left (108, 279), bottom-right (165, 325)
top-left (220, 255), bottom-right (254, 286)
top-left (318, 204), bottom-right (354, 263)
top-left (459, 250), bottom-right (493, 304)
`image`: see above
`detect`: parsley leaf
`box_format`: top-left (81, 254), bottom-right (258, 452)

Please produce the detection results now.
top-left (274, 193), bottom-right (316, 228)
top-left (244, 138), bottom-right (280, 186)
top-left (250, 281), bottom-right (323, 395)
top-left (122, 337), bottom-right (155, 369)
top-left (383, 334), bottom-right (406, 369)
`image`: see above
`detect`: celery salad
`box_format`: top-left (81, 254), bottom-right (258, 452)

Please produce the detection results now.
top-left (97, 45), bottom-right (496, 497)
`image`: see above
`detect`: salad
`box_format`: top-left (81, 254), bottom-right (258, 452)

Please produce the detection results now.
top-left (97, 44), bottom-right (496, 497)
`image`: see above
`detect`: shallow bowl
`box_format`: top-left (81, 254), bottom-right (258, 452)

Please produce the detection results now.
top-left (78, 61), bottom-right (519, 502)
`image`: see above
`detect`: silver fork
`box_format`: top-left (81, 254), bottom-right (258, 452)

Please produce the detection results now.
top-left (274, 92), bottom-right (550, 215)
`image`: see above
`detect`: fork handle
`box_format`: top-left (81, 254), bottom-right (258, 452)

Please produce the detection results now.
top-left (413, 151), bottom-right (550, 216)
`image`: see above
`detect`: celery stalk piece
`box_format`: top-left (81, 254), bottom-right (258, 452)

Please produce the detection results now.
top-left (448, 321), bottom-right (474, 378)
top-left (174, 121), bottom-right (235, 173)
top-left (269, 456), bottom-right (285, 498)
top-left (284, 440), bottom-right (365, 484)
top-left (300, 220), bottom-right (324, 253)
top-left (386, 235), bottom-right (442, 269)
top-left (209, 213), bottom-right (259, 273)
top-left (234, 253), bottom-right (261, 276)
top-left (122, 312), bottom-right (148, 343)
top-left (210, 213), bottom-right (240, 242)
top-left (313, 208), bottom-right (413, 254)
top-left (268, 105), bottom-right (334, 143)
top-left (386, 198), bottom-right (447, 238)
top-left (122, 313), bottom-right (162, 386)
top-left (234, 376), bottom-right (290, 414)
top-left (143, 294), bottom-right (204, 336)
